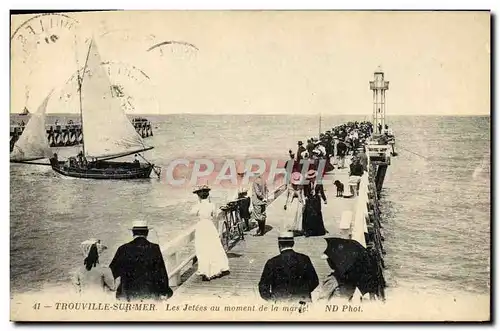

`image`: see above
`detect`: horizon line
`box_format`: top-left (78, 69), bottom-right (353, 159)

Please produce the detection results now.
top-left (9, 112), bottom-right (491, 117)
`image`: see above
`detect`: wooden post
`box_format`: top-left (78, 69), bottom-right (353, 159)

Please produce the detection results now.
top-left (375, 164), bottom-right (388, 193)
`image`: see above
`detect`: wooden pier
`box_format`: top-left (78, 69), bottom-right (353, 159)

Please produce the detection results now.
top-left (9, 118), bottom-right (154, 152)
top-left (163, 142), bottom-right (391, 301)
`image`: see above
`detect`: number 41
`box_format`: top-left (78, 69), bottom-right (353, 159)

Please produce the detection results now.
top-left (32, 303), bottom-right (40, 310)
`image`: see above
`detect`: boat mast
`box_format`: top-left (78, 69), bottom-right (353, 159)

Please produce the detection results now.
top-left (78, 39), bottom-right (93, 157)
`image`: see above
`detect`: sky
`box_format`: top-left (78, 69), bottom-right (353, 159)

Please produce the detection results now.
top-left (10, 10), bottom-right (490, 116)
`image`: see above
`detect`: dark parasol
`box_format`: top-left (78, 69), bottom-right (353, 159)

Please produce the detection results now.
top-left (323, 237), bottom-right (381, 296)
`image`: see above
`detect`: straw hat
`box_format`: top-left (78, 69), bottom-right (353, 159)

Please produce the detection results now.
top-left (305, 169), bottom-right (317, 179)
top-left (290, 172), bottom-right (303, 185)
top-left (278, 231), bottom-right (294, 242)
top-left (193, 184), bottom-right (211, 194)
top-left (80, 239), bottom-right (107, 257)
top-left (129, 219), bottom-right (151, 231)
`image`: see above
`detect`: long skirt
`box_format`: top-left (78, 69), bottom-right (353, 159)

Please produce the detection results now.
top-left (302, 196), bottom-right (327, 237)
top-left (283, 197), bottom-right (303, 233)
top-left (194, 218), bottom-right (230, 278)
top-left (252, 203), bottom-right (267, 222)
top-left (348, 175), bottom-right (361, 185)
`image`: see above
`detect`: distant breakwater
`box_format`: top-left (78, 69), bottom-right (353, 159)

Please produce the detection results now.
top-left (10, 117), bottom-right (153, 151)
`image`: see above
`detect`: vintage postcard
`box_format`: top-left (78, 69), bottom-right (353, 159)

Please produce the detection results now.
top-left (9, 10), bottom-right (490, 322)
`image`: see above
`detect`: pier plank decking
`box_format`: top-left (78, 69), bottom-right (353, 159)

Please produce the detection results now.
top-left (172, 165), bottom-right (358, 301)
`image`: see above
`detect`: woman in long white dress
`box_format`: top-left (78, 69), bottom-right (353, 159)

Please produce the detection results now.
top-left (283, 172), bottom-right (305, 235)
top-left (191, 185), bottom-right (230, 281)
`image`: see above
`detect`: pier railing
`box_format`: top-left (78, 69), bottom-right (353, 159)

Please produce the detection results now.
top-left (162, 181), bottom-right (288, 287)
top-left (350, 171), bottom-right (370, 247)
top-left (348, 147), bottom-right (387, 299)
top-left (163, 223), bottom-right (198, 287)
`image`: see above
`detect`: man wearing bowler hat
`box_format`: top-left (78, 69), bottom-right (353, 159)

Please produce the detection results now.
top-left (258, 232), bottom-right (319, 302)
top-left (109, 220), bottom-right (173, 301)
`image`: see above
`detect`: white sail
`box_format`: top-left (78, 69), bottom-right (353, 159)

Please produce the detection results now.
top-left (80, 38), bottom-right (151, 160)
top-left (10, 93), bottom-right (52, 162)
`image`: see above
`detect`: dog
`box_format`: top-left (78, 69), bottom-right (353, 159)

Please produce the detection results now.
top-left (333, 180), bottom-right (344, 197)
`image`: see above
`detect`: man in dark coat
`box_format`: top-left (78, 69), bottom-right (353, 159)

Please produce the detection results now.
top-left (296, 141), bottom-right (306, 162)
top-left (258, 232), bottom-right (319, 302)
top-left (109, 220), bottom-right (173, 301)
top-left (306, 139), bottom-right (316, 156)
top-left (336, 139), bottom-right (348, 169)
top-left (237, 188), bottom-right (252, 231)
top-left (348, 157), bottom-right (365, 196)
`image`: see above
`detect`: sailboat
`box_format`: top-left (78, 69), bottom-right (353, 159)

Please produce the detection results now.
top-left (49, 38), bottom-right (157, 179)
top-left (10, 92), bottom-right (53, 163)
top-left (20, 107), bottom-right (30, 116)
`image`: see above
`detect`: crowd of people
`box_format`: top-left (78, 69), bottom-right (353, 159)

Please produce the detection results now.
top-left (282, 121), bottom-right (374, 237)
top-left (70, 120), bottom-right (385, 302)
top-left (287, 120), bottom-right (374, 171)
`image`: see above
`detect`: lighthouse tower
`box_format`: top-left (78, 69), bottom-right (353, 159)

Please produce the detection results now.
top-left (370, 66), bottom-right (389, 134)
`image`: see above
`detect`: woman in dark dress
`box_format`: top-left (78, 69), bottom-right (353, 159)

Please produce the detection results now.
top-left (302, 170), bottom-right (328, 237)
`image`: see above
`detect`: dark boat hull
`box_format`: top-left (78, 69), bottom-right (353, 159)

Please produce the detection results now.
top-left (51, 160), bottom-right (154, 179)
